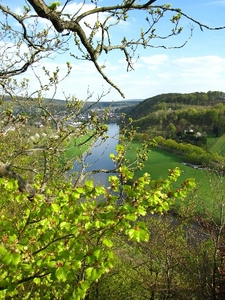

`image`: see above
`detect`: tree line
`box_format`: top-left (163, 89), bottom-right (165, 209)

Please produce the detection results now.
top-left (130, 92), bottom-right (225, 138)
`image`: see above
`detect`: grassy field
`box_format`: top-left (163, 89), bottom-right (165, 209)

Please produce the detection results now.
top-left (65, 136), bottom-right (90, 159)
top-left (207, 133), bottom-right (225, 156)
top-left (64, 132), bottom-right (95, 160)
top-left (60, 133), bottom-right (95, 168)
top-left (63, 131), bottom-right (225, 220)
top-left (126, 142), bottom-right (225, 218)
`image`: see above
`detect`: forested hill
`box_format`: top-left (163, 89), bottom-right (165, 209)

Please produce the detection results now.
top-left (127, 91), bottom-right (225, 139)
top-left (129, 91), bottom-right (225, 120)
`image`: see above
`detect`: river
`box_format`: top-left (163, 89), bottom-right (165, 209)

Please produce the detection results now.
top-left (71, 123), bottom-right (119, 186)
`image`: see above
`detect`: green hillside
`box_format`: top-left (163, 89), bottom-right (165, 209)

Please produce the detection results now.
top-left (129, 91), bottom-right (225, 120)
top-left (128, 91), bottom-right (225, 142)
top-left (208, 133), bottom-right (225, 155)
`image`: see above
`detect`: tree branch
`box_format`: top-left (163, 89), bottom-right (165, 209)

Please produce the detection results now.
top-left (21, 0), bottom-right (225, 97)
top-left (0, 162), bottom-right (36, 199)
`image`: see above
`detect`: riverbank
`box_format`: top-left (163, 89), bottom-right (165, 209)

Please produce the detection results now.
top-left (64, 125), bottom-right (225, 222)
top-left (67, 123), bottom-right (119, 187)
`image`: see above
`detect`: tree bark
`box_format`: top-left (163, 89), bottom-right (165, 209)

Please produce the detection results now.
top-left (0, 162), bottom-right (35, 199)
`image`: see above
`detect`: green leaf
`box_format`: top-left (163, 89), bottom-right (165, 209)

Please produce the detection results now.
top-left (75, 187), bottom-right (84, 194)
top-left (94, 186), bottom-right (105, 195)
top-left (84, 180), bottom-right (94, 189)
top-left (0, 245), bottom-right (7, 257)
top-left (93, 247), bottom-right (101, 259)
top-left (161, 201), bottom-right (169, 211)
top-left (71, 191), bottom-right (81, 199)
top-left (84, 222), bottom-right (92, 230)
top-left (137, 206), bottom-right (147, 216)
top-left (86, 267), bottom-right (93, 279)
top-left (102, 238), bottom-right (113, 248)
top-left (73, 260), bottom-right (82, 269)
top-left (55, 266), bottom-right (67, 282)
top-left (126, 227), bottom-right (149, 242)
top-left (33, 277), bottom-right (41, 285)
top-left (79, 280), bottom-right (90, 291)
top-left (109, 153), bottom-right (115, 159)
top-left (116, 144), bottom-right (125, 152)
top-left (52, 203), bottom-right (60, 212)
top-left (11, 253), bottom-right (20, 266)
top-left (60, 221), bottom-right (70, 229)
top-left (49, 1), bottom-right (61, 10)
top-left (2, 251), bottom-right (12, 264)
top-left (8, 234), bottom-right (17, 242)
top-left (125, 213), bottom-right (137, 221)
top-left (7, 283), bottom-right (17, 292)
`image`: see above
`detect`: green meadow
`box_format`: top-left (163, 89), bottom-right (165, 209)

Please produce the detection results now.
top-left (63, 132), bottom-right (225, 219)
top-left (207, 133), bottom-right (225, 156)
top-left (65, 136), bottom-right (90, 159)
top-left (126, 142), bottom-right (225, 217)
top-left (64, 132), bottom-right (95, 160)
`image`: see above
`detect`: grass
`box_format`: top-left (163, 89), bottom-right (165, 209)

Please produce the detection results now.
top-left (65, 136), bottom-right (91, 159)
top-left (126, 142), bottom-right (225, 219)
top-left (60, 132), bottom-right (95, 168)
top-left (62, 131), bottom-right (225, 220)
top-left (207, 133), bottom-right (225, 156)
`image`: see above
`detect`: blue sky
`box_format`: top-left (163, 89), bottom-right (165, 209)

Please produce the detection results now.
top-left (3, 0), bottom-right (225, 101)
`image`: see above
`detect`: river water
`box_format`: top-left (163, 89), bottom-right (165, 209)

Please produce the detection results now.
top-left (71, 123), bottom-right (119, 186)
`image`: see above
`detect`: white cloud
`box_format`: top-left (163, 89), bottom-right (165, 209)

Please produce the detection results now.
top-left (117, 54), bottom-right (225, 99)
top-left (157, 72), bottom-right (171, 79)
top-left (140, 54), bottom-right (169, 70)
top-left (173, 55), bottom-right (225, 79)
top-left (13, 52), bottom-right (225, 102)
top-left (208, 0), bottom-right (225, 5)
top-left (140, 54), bottom-right (169, 65)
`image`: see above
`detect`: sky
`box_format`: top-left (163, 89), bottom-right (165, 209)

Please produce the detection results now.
top-left (2, 0), bottom-right (225, 101)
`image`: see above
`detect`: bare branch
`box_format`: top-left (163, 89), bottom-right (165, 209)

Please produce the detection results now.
top-left (2, 0), bottom-right (225, 96)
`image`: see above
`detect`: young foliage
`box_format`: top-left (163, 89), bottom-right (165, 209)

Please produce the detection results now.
top-left (0, 146), bottom-right (195, 298)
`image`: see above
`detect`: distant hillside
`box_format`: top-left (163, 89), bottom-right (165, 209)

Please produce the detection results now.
top-left (47, 98), bottom-right (142, 113)
top-left (2, 95), bottom-right (142, 109)
top-left (127, 91), bottom-right (225, 140)
top-left (129, 91), bottom-right (225, 120)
